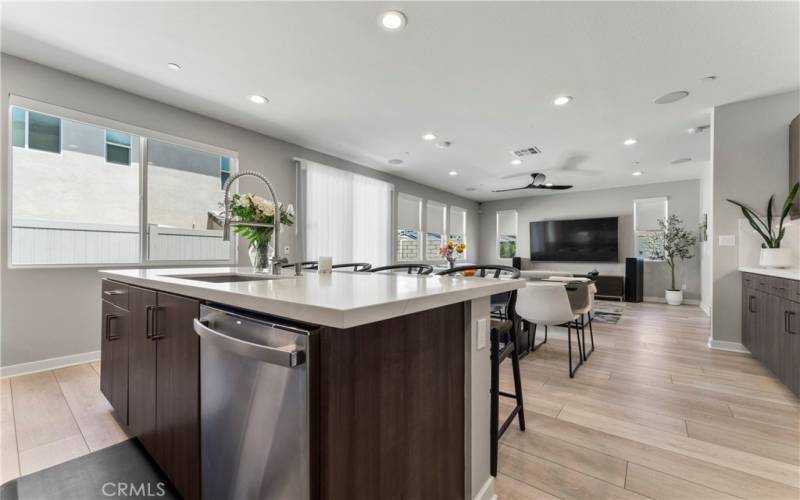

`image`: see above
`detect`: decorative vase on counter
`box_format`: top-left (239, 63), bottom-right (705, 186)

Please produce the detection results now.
top-left (759, 247), bottom-right (793, 268)
top-left (665, 289), bottom-right (683, 306)
top-left (446, 256), bottom-right (457, 269)
top-left (248, 237), bottom-right (274, 273)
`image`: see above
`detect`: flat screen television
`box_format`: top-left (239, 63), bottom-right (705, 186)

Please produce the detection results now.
top-left (530, 217), bottom-right (619, 262)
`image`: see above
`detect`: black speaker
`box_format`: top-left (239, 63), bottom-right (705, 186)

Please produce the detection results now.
top-left (625, 257), bottom-right (644, 302)
top-left (512, 256), bottom-right (522, 270)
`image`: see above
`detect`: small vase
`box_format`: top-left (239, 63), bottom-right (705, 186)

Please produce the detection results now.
top-left (446, 256), bottom-right (456, 269)
top-left (759, 247), bottom-right (793, 268)
top-left (249, 239), bottom-right (274, 273)
top-left (665, 289), bottom-right (683, 306)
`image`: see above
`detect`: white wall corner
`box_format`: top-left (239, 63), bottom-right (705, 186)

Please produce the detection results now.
top-left (0, 350), bottom-right (100, 378)
top-left (699, 302), bottom-right (711, 316)
top-left (707, 337), bottom-right (750, 353)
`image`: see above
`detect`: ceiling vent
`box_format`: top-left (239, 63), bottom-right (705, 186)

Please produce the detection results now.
top-left (513, 146), bottom-right (542, 157)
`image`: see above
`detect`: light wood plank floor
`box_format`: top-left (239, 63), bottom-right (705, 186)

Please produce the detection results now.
top-left (0, 303), bottom-right (797, 500)
top-left (497, 302), bottom-right (800, 500)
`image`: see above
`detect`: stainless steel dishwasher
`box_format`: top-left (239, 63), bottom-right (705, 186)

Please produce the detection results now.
top-left (194, 304), bottom-right (314, 500)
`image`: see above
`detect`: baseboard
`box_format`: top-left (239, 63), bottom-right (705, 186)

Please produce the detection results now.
top-left (643, 296), bottom-right (700, 305)
top-left (707, 338), bottom-right (750, 353)
top-left (474, 475), bottom-right (496, 500)
top-left (0, 350), bottom-right (100, 378)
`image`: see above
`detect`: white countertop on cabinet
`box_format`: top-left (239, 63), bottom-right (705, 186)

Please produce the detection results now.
top-left (739, 266), bottom-right (800, 280)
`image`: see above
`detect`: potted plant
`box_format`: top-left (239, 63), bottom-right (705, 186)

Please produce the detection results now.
top-left (642, 215), bottom-right (697, 305)
top-left (727, 183), bottom-right (799, 268)
top-left (439, 241), bottom-right (466, 268)
top-left (227, 193), bottom-right (294, 272)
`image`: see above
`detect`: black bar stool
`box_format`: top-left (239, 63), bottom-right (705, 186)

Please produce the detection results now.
top-left (367, 264), bottom-right (433, 274)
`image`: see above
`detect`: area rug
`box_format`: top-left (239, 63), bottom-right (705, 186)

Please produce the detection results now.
top-left (592, 300), bottom-right (624, 324)
top-left (0, 440), bottom-right (178, 500)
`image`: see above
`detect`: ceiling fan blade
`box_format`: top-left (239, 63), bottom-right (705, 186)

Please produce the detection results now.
top-left (491, 186), bottom-right (532, 193)
top-left (543, 184), bottom-right (573, 190)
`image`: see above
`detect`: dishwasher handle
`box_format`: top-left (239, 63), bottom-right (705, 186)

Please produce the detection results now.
top-left (193, 318), bottom-right (305, 367)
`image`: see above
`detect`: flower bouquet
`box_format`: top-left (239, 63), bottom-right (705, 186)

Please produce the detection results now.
top-left (439, 241), bottom-right (466, 268)
top-left (227, 193), bottom-right (294, 271)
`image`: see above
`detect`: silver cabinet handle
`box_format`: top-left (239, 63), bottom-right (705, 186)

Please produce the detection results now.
top-left (103, 290), bottom-right (125, 296)
top-left (193, 319), bottom-right (305, 367)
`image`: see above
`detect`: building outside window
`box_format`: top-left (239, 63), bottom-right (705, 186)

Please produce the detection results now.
top-left (425, 200), bottom-right (446, 260)
top-left (220, 156), bottom-right (232, 189)
top-left (12, 107), bottom-right (62, 153)
top-left (448, 205), bottom-right (467, 260)
top-left (396, 193), bottom-right (422, 261)
top-left (105, 129), bottom-right (131, 166)
top-left (497, 210), bottom-right (518, 259)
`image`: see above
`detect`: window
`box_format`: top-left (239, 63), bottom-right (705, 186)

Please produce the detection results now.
top-left (425, 201), bottom-right (446, 260)
top-left (634, 197), bottom-right (668, 259)
top-left (396, 193), bottom-right (422, 261)
top-left (105, 129), bottom-right (131, 165)
top-left (497, 210), bottom-right (518, 259)
top-left (9, 99), bottom-right (237, 266)
top-left (449, 205), bottom-right (467, 260)
top-left (300, 160), bottom-right (393, 266)
top-left (220, 156), bottom-right (232, 189)
top-left (11, 107), bottom-right (62, 153)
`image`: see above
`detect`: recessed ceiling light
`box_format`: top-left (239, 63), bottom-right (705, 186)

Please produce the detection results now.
top-left (702, 75), bottom-right (717, 82)
top-left (623, 138), bottom-right (638, 146)
top-left (510, 159), bottom-right (522, 165)
top-left (436, 141), bottom-right (452, 149)
top-left (167, 62), bottom-right (181, 71)
top-left (544, 182), bottom-right (553, 187)
top-left (688, 125), bottom-right (710, 134)
top-left (449, 170), bottom-right (458, 176)
top-left (671, 157), bottom-right (692, 164)
top-left (249, 95), bottom-right (268, 104)
top-left (654, 90), bottom-right (689, 104)
top-left (388, 158), bottom-right (404, 165)
top-left (632, 171), bottom-right (643, 176)
top-left (422, 133), bottom-right (436, 141)
top-left (465, 187), bottom-right (477, 192)
top-left (553, 96), bottom-right (572, 106)
top-left (379, 10), bottom-right (407, 31)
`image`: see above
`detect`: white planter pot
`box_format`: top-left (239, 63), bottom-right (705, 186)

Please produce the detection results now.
top-left (759, 247), bottom-right (793, 268)
top-left (665, 289), bottom-right (683, 306)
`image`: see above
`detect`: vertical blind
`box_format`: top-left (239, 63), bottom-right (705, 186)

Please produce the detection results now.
top-left (426, 201), bottom-right (446, 234)
top-left (449, 206), bottom-right (466, 238)
top-left (497, 210), bottom-right (518, 236)
top-left (397, 193), bottom-right (422, 231)
top-left (634, 197), bottom-right (668, 231)
top-left (300, 160), bottom-right (393, 266)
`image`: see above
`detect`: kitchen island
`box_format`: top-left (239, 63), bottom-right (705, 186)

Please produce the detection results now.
top-left (98, 267), bottom-right (524, 500)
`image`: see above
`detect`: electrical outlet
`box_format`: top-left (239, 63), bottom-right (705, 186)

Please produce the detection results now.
top-left (718, 234), bottom-right (735, 247)
top-left (476, 318), bottom-right (488, 351)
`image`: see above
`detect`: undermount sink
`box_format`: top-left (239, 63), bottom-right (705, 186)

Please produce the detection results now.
top-left (168, 273), bottom-right (293, 283)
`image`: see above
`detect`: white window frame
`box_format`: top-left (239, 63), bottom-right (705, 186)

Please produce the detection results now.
top-left (496, 209), bottom-right (518, 260)
top-left (395, 192), bottom-right (423, 262)
top-left (8, 95), bottom-right (239, 269)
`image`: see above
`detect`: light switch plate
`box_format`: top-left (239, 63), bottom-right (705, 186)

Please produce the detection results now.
top-left (718, 234), bottom-right (736, 247)
top-left (476, 318), bottom-right (488, 351)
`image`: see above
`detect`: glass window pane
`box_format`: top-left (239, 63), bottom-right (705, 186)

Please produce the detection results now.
top-left (11, 107), bottom-right (25, 147)
top-left (396, 229), bottom-right (419, 261)
top-left (221, 156), bottom-right (231, 172)
top-left (147, 140), bottom-right (233, 261)
top-left (106, 129), bottom-right (131, 147)
top-left (27, 111), bottom-right (61, 153)
top-left (11, 110), bottom-right (140, 265)
top-left (426, 232), bottom-right (444, 260)
top-left (106, 144), bottom-right (131, 165)
top-left (499, 236), bottom-right (516, 259)
top-left (220, 170), bottom-right (230, 190)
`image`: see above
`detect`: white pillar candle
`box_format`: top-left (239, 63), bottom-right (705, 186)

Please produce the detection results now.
top-left (318, 256), bottom-right (333, 273)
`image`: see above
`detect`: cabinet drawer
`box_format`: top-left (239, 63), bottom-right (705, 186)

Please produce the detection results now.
top-left (102, 279), bottom-right (130, 310)
top-left (742, 273), bottom-right (756, 289)
top-left (754, 275), bottom-right (772, 294)
top-left (768, 277), bottom-right (794, 300)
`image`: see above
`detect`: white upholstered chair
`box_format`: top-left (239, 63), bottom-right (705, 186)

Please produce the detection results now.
top-left (515, 282), bottom-right (584, 377)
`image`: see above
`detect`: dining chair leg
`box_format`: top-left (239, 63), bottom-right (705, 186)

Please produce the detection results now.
top-left (529, 322), bottom-right (547, 351)
top-left (510, 329), bottom-right (526, 431)
top-left (587, 312), bottom-right (595, 356)
top-left (567, 322), bottom-right (582, 378)
top-left (490, 328), bottom-right (499, 477)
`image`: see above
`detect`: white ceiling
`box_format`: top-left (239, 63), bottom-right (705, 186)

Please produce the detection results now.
top-left (2, 1), bottom-right (798, 201)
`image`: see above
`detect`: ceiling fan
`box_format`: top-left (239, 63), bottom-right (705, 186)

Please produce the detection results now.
top-left (492, 173), bottom-right (573, 192)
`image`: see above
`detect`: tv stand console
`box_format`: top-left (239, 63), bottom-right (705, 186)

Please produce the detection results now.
top-left (594, 275), bottom-right (624, 301)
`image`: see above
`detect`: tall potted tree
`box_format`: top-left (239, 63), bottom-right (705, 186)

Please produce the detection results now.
top-left (727, 183), bottom-right (799, 268)
top-left (642, 215), bottom-right (697, 305)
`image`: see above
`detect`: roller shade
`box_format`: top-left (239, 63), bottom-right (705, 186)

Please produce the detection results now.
top-left (397, 193), bottom-right (421, 230)
top-left (426, 201), bottom-right (446, 234)
top-left (497, 210), bottom-right (518, 235)
top-left (449, 206), bottom-right (466, 237)
top-left (634, 197), bottom-right (668, 231)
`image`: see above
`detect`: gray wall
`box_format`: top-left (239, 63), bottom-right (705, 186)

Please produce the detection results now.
top-left (699, 162), bottom-right (714, 314)
top-left (711, 90), bottom-right (799, 344)
top-left (0, 54), bottom-right (479, 368)
top-left (478, 179), bottom-right (703, 301)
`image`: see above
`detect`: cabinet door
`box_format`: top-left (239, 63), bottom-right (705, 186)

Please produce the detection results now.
top-left (101, 299), bottom-right (129, 426)
top-left (748, 290), bottom-right (765, 359)
top-left (781, 298), bottom-right (799, 396)
top-left (128, 286), bottom-right (158, 455)
top-left (742, 289), bottom-right (755, 351)
top-left (154, 292), bottom-right (200, 500)
top-left (762, 293), bottom-right (783, 378)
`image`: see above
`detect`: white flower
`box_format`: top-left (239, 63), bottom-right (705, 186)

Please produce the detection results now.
top-left (251, 195), bottom-right (275, 216)
top-left (285, 204), bottom-right (294, 216)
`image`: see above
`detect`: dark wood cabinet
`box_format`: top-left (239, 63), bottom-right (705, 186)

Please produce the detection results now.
top-left (101, 296), bottom-right (130, 426)
top-left (742, 273), bottom-right (800, 396)
top-left (101, 280), bottom-right (200, 500)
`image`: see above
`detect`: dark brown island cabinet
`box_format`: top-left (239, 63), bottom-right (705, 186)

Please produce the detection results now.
top-left (741, 272), bottom-right (800, 396)
top-left (100, 278), bottom-right (467, 500)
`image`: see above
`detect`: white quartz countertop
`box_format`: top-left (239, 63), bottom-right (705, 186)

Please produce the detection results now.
top-left (739, 266), bottom-right (800, 281)
top-left (99, 267), bottom-right (524, 328)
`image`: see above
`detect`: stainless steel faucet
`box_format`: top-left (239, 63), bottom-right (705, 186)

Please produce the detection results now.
top-left (222, 171), bottom-right (288, 275)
